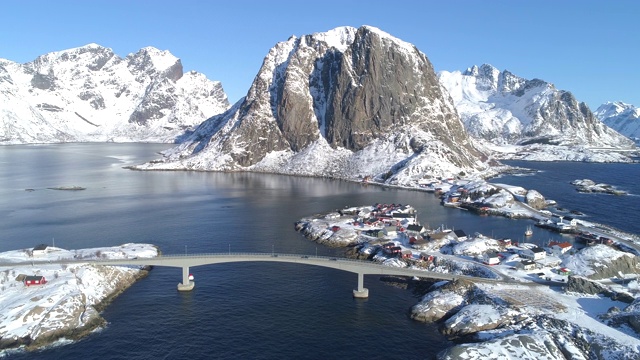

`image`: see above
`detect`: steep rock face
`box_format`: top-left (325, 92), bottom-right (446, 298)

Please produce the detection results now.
top-left (439, 64), bottom-right (635, 158)
top-left (595, 101), bottom-right (640, 144)
top-left (142, 26), bottom-right (486, 183)
top-left (0, 44), bottom-right (229, 143)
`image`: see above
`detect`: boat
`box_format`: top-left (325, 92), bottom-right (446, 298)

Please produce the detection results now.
top-left (525, 226), bottom-right (533, 237)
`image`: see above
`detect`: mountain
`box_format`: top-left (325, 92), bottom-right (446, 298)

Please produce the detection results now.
top-left (0, 44), bottom-right (229, 144)
top-left (594, 101), bottom-right (640, 144)
top-left (135, 26), bottom-right (488, 184)
top-left (439, 64), bottom-right (635, 161)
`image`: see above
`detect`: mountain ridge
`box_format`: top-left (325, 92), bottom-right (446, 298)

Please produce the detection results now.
top-left (136, 25), bottom-right (489, 184)
top-left (0, 44), bottom-right (230, 144)
top-left (594, 101), bottom-right (640, 144)
top-left (439, 63), bottom-right (635, 161)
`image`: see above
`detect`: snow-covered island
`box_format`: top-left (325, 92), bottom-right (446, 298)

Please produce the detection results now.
top-left (572, 178), bottom-right (628, 195)
top-left (0, 243), bottom-right (159, 353)
top-left (295, 198), bottom-right (640, 359)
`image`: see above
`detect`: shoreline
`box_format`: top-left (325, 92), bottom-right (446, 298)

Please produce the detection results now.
top-left (0, 244), bottom-right (159, 353)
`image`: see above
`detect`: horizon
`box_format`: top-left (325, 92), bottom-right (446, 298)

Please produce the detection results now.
top-left (2, 0), bottom-right (638, 109)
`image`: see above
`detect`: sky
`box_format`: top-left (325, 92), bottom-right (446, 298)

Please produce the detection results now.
top-left (2, 0), bottom-right (638, 109)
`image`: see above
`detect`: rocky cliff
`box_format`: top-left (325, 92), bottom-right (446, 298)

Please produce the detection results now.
top-left (137, 26), bottom-right (487, 184)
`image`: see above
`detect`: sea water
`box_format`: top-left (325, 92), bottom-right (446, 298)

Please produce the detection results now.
top-left (0, 144), bottom-right (637, 359)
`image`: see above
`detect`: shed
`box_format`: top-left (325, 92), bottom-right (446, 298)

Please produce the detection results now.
top-left (452, 230), bottom-right (468, 241)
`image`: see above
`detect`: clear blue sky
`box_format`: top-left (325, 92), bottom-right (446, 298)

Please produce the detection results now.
top-left (2, 0), bottom-right (638, 109)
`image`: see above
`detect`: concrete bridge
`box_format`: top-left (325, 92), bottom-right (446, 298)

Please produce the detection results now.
top-left (14, 253), bottom-right (503, 298)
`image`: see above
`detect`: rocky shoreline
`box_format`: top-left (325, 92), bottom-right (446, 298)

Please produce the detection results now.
top-left (0, 244), bottom-right (159, 353)
top-left (571, 179), bottom-right (627, 195)
top-left (294, 203), bottom-right (640, 359)
top-left (0, 266), bottom-right (152, 353)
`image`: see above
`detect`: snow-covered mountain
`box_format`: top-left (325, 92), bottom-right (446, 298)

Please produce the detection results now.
top-left (594, 101), bottom-right (640, 144)
top-left (439, 64), bottom-right (636, 161)
top-left (135, 26), bottom-right (489, 184)
top-left (0, 44), bottom-right (230, 144)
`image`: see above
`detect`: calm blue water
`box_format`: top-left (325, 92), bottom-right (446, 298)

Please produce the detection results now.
top-left (0, 144), bottom-right (638, 359)
top-left (497, 160), bottom-right (640, 236)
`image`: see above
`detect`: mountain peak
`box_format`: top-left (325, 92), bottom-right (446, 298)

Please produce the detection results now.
top-left (137, 26), bottom-right (485, 183)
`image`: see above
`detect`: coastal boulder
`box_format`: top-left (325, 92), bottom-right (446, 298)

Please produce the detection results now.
top-left (440, 304), bottom-right (514, 338)
top-left (525, 189), bottom-right (546, 209)
top-left (410, 279), bottom-right (476, 323)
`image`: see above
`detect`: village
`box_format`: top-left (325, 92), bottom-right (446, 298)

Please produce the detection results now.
top-left (295, 192), bottom-right (637, 287)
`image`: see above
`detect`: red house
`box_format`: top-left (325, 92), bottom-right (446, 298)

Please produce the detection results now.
top-left (24, 275), bottom-right (46, 286)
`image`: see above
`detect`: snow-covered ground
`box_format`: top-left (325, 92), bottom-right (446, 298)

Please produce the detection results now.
top-left (0, 243), bottom-right (158, 352)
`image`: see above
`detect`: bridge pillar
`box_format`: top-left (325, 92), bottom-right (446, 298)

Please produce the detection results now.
top-left (352, 273), bottom-right (369, 298)
top-left (177, 266), bottom-right (194, 291)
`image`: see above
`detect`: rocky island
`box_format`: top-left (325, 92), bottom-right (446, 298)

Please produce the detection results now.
top-left (0, 243), bottom-right (158, 352)
top-left (571, 179), bottom-right (628, 195)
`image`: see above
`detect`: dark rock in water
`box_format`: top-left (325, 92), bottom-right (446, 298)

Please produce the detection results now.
top-left (571, 179), bottom-right (627, 195)
top-left (47, 186), bottom-right (86, 191)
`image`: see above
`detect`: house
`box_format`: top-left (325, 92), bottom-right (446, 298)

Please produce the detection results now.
top-left (389, 246), bottom-right (402, 255)
top-left (392, 212), bottom-right (415, 224)
top-left (516, 259), bottom-right (536, 271)
top-left (406, 224), bottom-right (426, 237)
top-left (24, 275), bottom-right (46, 286)
top-left (482, 251), bottom-right (500, 265)
top-left (32, 244), bottom-right (48, 257)
top-left (562, 216), bottom-right (578, 227)
top-left (383, 225), bottom-right (398, 237)
top-left (452, 230), bottom-right (468, 241)
top-left (519, 246), bottom-right (546, 261)
top-left (550, 242), bottom-right (573, 256)
top-left (401, 250), bottom-right (413, 259)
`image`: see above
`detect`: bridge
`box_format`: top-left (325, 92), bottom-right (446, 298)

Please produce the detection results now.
top-left (14, 252), bottom-right (503, 298)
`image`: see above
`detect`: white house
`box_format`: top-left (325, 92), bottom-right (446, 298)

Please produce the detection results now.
top-left (516, 259), bottom-right (536, 271)
top-left (32, 244), bottom-right (48, 257)
top-left (519, 246), bottom-right (546, 261)
top-left (482, 251), bottom-right (500, 265)
top-left (405, 224), bottom-right (426, 237)
top-left (383, 225), bottom-right (397, 237)
top-left (550, 242), bottom-right (573, 256)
